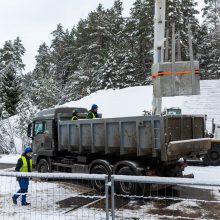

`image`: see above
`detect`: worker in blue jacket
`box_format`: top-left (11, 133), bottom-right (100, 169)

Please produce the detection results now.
top-left (12, 147), bottom-right (33, 206)
top-left (86, 104), bottom-right (99, 119)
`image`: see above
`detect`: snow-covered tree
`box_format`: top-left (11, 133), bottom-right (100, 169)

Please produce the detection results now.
top-left (17, 91), bottom-right (38, 146)
top-left (165, 0), bottom-right (200, 60)
top-left (31, 43), bottom-right (59, 109)
top-left (129, 0), bottom-right (154, 84)
top-left (0, 117), bottom-right (17, 154)
top-left (0, 38), bottom-right (25, 116)
top-left (200, 0), bottom-right (220, 79)
top-left (50, 24), bottom-right (72, 87)
top-left (203, 0), bottom-right (220, 30)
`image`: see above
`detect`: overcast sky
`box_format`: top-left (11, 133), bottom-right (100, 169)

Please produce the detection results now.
top-left (0, 0), bottom-right (205, 72)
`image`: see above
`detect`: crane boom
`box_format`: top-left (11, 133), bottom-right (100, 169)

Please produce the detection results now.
top-left (152, 0), bottom-right (166, 115)
top-left (153, 0), bottom-right (166, 64)
top-left (152, 0), bottom-right (200, 115)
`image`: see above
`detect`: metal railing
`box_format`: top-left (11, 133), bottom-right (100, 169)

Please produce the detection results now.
top-left (0, 171), bottom-right (109, 220)
top-left (111, 175), bottom-right (220, 220)
top-left (1, 171), bottom-right (220, 219)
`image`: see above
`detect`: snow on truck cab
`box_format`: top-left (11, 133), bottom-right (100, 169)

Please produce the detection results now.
top-left (27, 107), bottom-right (211, 195)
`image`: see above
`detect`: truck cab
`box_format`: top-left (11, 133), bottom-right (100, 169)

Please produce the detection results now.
top-left (27, 107), bottom-right (88, 170)
top-left (163, 107), bottom-right (182, 115)
top-left (203, 120), bottom-right (220, 165)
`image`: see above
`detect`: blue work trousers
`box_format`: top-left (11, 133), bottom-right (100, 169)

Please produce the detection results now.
top-left (13, 178), bottom-right (29, 205)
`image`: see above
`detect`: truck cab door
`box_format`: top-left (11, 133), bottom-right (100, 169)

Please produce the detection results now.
top-left (33, 121), bottom-right (46, 153)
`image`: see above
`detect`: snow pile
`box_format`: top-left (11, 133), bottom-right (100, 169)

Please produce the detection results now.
top-left (0, 154), bottom-right (20, 164)
top-left (182, 80), bottom-right (220, 131)
top-left (2, 79), bottom-right (219, 152)
top-left (62, 79), bottom-right (220, 131)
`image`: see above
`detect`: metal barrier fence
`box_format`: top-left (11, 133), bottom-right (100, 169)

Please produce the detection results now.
top-left (0, 172), bottom-right (109, 220)
top-left (111, 175), bottom-right (220, 220)
top-left (1, 171), bottom-right (220, 220)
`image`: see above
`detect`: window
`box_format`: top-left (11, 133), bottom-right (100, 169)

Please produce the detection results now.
top-left (166, 109), bottom-right (182, 115)
top-left (34, 121), bottom-right (46, 136)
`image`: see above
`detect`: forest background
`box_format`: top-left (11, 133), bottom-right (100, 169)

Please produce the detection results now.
top-left (0, 0), bottom-right (219, 151)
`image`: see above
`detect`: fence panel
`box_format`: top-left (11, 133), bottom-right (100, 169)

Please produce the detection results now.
top-left (0, 172), bottom-right (109, 220)
top-left (1, 171), bottom-right (220, 219)
top-left (111, 175), bottom-right (220, 220)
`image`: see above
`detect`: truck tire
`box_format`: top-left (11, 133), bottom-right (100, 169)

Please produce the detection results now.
top-left (204, 143), bottom-right (220, 166)
top-left (37, 159), bottom-right (50, 173)
top-left (116, 166), bottom-right (138, 195)
top-left (91, 164), bottom-right (109, 192)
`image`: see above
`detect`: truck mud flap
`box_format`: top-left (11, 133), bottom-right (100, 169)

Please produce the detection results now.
top-left (167, 138), bottom-right (211, 160)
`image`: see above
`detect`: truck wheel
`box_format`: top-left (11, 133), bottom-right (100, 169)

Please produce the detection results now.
top-left (91, 165), bottom-right (109, 192)
top-left (116, 166), bottom-right (137, 195)
top-left (204, 144), bottom-right (220, 166)
top-left (37, 159), bottom-right (50, 173)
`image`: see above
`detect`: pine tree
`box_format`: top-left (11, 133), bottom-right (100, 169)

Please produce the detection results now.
top-left (0, 38), bottom-right (25, 116)
top-left (1, 66), bottom-right (21, 115)
top-left (200, 0), bottom-right (220, 79)
top-left (129, 0), bottom-right (154, 85)
top-left (165, 0), bottom-right (200, 60)
top-left (17, 90), bottom-right (38, 146)
top-left (50, 24), bottom-right (71, 87)
top-left (31, 43), bottom-right (58, 109)
top-left (73, 4), bottom-right (111, 93)
top-left (203, 0), bottom-right (220, 30)
top-left (197, 24), bottom-right (211, 79)
top-left (98, 0), bottom-right (137, 89)
top-left (68, 19), bottom-right (93, 98)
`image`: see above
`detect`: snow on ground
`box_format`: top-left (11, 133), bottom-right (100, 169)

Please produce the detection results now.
top-left (0, 154), bottom-right (20, 164)
top-left (0, 171), bottom-right (106, 220)
top-left (0, 166), bottom-right (220, 219)
top-left (184, 165), bottom-right (220, 181)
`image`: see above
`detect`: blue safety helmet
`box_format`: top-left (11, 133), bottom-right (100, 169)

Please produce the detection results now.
top-left (24, 147), bottom-right (33, 153)
top-left (91, 104), bottom-right (98, 110)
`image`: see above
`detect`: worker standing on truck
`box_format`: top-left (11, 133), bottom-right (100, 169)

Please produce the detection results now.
top-left (86, 104), bottom-right (99, 119)
top-left (71, 110), bottom-right (79, 120)
top-left (12, 147), bottom-right (33, 206)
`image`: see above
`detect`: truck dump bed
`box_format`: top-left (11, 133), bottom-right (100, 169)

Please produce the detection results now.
top-left (58, 115), bottom-right (210, 161)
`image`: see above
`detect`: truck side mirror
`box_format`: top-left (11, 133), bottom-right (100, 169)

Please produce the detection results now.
top-left (27, 123), bottom-right (33, 138)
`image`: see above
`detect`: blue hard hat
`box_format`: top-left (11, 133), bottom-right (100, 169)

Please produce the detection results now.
top-left (91, 104), bottom-right (98, 110)
top-left (24, 147), bottom-right (33, 153)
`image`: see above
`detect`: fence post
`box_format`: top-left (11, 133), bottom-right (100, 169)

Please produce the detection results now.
top-left (111, 175), bottom-right (115, 220)
top-left (105, 175), bottom-right (109, 220)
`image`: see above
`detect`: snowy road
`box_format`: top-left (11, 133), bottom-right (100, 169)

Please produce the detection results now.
top-left (0, 154), bottom-right (18, 169)
top-left (0, 163), bottom-right (15, 169)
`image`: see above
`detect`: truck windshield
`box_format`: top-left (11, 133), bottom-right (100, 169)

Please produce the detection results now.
top-left (167, 109), bottom-right (182, 115)
top-left (34, 121), bottom-right (46, 135)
